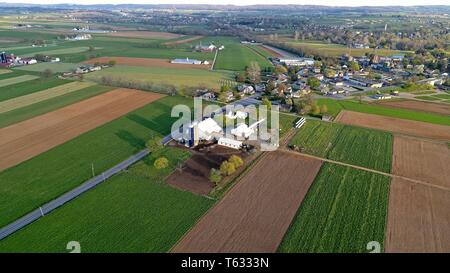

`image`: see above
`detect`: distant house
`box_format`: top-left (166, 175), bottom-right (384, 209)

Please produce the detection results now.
top-left (237, 85), bottom-right (255, 95)
top-left (195, 44), bottom-right (216, 52)
top-left (277, 57), bottom-right (314, 67)
top-left (171, 58), bottom-right (202, 65)
top-left (373, 94), bottom-right (392, 100)
top-left (18, 57), bottom-right (37, 65)
top-left (66, 34), bottom-right (92, 41)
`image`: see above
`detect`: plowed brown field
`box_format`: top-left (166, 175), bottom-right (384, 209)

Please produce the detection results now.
top-left (377, 100), bottom-right (450, 116)
top-left (83, 57), bottom-right (210, 69)
top-left (335, 110), bottom-right (450, 141)
top-left (0, 88), bottom-right (162, 171)
top-left (386, 135), bottom-right (450, 252)
top-left (391, 135), bottom-right (450, 189)
top-left (171, 151), bottom-right (322, 253)
top-left (386, 179), bottom-right (450, 252)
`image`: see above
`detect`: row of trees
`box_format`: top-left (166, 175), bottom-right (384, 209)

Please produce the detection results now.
top-left (209, 155), bottom-right (244, 184)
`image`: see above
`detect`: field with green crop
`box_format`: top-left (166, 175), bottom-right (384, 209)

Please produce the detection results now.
top-left (22, 46), bottom-right (95, 57)
top-left (0, 76), bottom-right (68, 102)
top-left (0, 96), bottom-right (194, 228)
top-left (260, 35), bottom-right (408, 57)
top-left (0, 85), bottom-right (113, 128)
top-left (0, 81), bottom-right (94, 114)
top-left (0, 69), bottom-right (12, 74)
top-left (0, 147), bottom-right (213, 252)
top-left (317, 98), bottom-right (450, 126)
top-left (0, 147), bottom-right (214, 253)
top-left (85, 65), bottom-right (233, 89)
top-left (279, 163), bottom-right (390, 253)
top-left (14, 62), bottom-right (80, 73)
top-left (0, 75), bottom-right (40, 87)
top-left (214, 40), bottom-right (273, 71)
top-left (289, 120), bottom-right (392, 172)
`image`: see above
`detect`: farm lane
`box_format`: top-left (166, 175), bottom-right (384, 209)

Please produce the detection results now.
top-left (278, 149), bottom-right (450, 193)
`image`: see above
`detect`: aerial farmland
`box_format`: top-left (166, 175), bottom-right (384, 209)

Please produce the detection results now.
top-left (0, 2), bottom-right (449, 262)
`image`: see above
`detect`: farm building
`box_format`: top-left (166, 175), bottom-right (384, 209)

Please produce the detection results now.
top-left (277, 57), bottom-right (315, 67)
top-left (231, 119), bottom-right (265, 139)
top-left (171, 58), bottom-right (202, 65)
top-left (218, 137), bottom-right (242, 150)
top-left (195, 43), bottom-right (217, 52)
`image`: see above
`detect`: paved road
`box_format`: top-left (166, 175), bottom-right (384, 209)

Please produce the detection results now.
top-left (0, 149), bottom-right (150, 241)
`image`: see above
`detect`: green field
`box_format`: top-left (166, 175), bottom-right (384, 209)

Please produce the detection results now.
top-left (262, 35), bottom-right (409, 57)
top-left (0, 69), bottom-right (12, 74)
top-left (0, 81), bottom-right (94, 114)
top-left (317, 98), bottom-right (450, 126)
top-left (0, 96), bottom-right (194, 228)
top-left (0, 147), bottom-right (214, 253)
top-left (289, 120), bottom-right (392, 173)
top-left (14, 62), bottom-right (80, 73)
top-left (415, 95), bottom-right (442, 101)
top-left (279, 163), bottom-right (390, 253)
top-left (85, 65), bottom-right (233, 90)
top-left (0, 76), bottom-right (68, 102)
top-left (0, 85), bottom-right (113, 128)
top-left (214, 40), bottom-right (273, 71)
top-left (22, 46), bottom-right (94, 57)
top-left (0, 75), bottom-right (40, 87)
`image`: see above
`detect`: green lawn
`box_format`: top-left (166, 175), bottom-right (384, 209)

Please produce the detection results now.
top-left (415, 95), bottom-right (442, 101)
top-left (0, 147), bottom-right (214, 253)
top-left (85, 65), bottom-right (233, 90)
top-left (278, 163), bottom-right (390, 253)
top-left (432, 94), bottom-right (450, 100)
top-left (0, 85), bottom-right (113, 128)
top-left (14, 62), bottom-right (80, 73)
top-left (0, 96), bottom-right (194, 228)
top-left (0, 77), bottom-right (68, 102)
top-left (214, 41), bottom-right (273, 71)
top-left (289, 120), bottom-right (393, 173)
top-left (317, 98), bottom-right (450, 126)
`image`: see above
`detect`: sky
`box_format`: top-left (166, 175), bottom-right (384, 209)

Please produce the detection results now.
top-left (1, 0), bottom-right (449, 7)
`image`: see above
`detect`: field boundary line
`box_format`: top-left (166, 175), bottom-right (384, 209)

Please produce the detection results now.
top-left (278, 149), bottom-right (450, 193)
top-left (334, 110), bottom-right (450, 144)
top-left (168, 151), bottom-right (269, 253)
top-left (0, 149), bottom-right (150, 241)
top-left (211, 49), bottom-right (218, 71)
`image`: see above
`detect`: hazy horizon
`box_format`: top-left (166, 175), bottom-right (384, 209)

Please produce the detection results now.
top-left (1, 0), bottom-right (450, 7)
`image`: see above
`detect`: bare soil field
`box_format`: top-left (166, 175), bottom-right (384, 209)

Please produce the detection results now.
top-left (0, 88), bottom-right (162, 171)
top-left (391, 135), bottom-right (450, 189)
top-left (83, 57), bottom-right (210, 69)
top-left (386, 135), bottom-right (450, 252)
top-left (386, 179), bottom-right (450, 252)
top-left (106, 31), bottom-right (183, 39)
top-left (335, 110), bottom-right (450, 141)
top-left (166, 144), bottom-right (250, 195)
top-left (171, 151), bottom-right (322, 253)
top-left (377, 100), bottom-right (450, 116)
top-left (162, 35), bottom-right (203, 46)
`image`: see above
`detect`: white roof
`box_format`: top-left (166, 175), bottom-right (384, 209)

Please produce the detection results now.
top-left (197, 118), bottom-right (222, 135)
top-left (218, 137), bottom-right (242, 146)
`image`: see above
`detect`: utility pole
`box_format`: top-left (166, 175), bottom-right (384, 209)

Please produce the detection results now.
top-left (91, 163), bottom-right (95, 177)
top-left (39, 207), bottom-right (44, 216)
